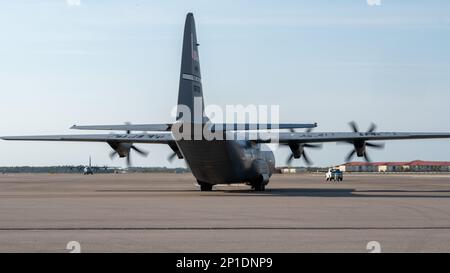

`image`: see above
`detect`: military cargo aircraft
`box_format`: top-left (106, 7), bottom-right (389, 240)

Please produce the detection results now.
top-left (3, 13), bottom-right (450, 191)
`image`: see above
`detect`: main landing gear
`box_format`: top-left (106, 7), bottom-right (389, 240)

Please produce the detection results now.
top-left (197, 180), bottom-right (268, 192)
top-left (251, 183), bottom-right (266, 192)
top-left (197, 181), bottom-right (213, 191)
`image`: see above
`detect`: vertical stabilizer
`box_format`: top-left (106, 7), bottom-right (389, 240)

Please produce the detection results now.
top-left (176, 13), bottom-right (205, 123)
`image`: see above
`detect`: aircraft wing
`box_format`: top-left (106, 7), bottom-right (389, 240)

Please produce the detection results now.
top-left (5, 131), bottom-right (450, 144)
top-left (248, 131), bottom-right (450, 143)
top-left (1, 132), bottom-right (174, 144)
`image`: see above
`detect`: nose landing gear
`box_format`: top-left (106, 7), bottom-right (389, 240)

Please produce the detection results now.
top-left (251, 174), bottom-right (268, 191)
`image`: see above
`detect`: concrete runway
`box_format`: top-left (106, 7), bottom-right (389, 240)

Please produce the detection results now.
top-left (1, 172), bottom-right (450, 252)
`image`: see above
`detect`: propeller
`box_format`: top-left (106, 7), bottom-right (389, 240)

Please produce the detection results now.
top-left (109, 122), bottom-right (149, 167)
top-left (284, 128), bottom-right (322, 166)
top-left (286, 143), bottom-right (322, 166)
top-left (345, 121), bottom-right (385, 162)
top-left (109, 144), bottom-right (149, 167)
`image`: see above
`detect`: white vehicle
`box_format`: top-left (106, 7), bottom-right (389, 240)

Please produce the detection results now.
top-left (326, 168), bottom-right (343, 182)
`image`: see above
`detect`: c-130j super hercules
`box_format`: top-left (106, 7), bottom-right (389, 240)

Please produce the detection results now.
top-left (4, 13), bottom-right (450, 191)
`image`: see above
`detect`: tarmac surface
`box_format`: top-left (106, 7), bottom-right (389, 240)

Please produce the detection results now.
top-left (1, 172), bottom-right (450, 252)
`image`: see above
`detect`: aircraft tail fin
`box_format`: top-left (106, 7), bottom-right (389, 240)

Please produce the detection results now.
top-left (176, 13), bottom-right (205, 123)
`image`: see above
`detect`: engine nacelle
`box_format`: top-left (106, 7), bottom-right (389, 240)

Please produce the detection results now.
top-left (108, 142), bottom-right (132, 158)
top-left (288, 143), bottom-right (303, 159)
top-left (353, 140), bottom-right (366, 157)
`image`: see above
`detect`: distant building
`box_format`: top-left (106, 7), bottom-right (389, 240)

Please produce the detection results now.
top-left (336, 160), bottom-right (450, 173)
top-left (280, 167), bottom-right (297, 174)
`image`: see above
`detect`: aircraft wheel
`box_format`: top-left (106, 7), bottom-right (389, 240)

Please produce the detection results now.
top-left (197, 181), bottom-right (213, 191)
top-left (253, 183), bottom-right (266, 191)
top-left (255, 185), bottom-right (266, 191)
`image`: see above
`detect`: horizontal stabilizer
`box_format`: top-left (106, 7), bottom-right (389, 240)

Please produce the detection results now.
top-left (71, 124), bottom-right (172, 131)
top-left (212, 123), bottom-right (317, 131)
top-left (71, 123), bottom-right (317, 132)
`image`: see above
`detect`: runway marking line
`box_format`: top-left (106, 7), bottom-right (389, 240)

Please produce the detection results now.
top-left (1, 227), bottom-right (450, 231)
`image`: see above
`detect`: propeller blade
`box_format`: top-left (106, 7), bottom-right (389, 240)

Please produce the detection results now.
top-left (302, 151), bottom-right (312, 166)
top-left (303, 143), bottom-right (322, 149)
top-left (306, 128), bottom-right (313, 133)
top-left (367, 123), bottom-right (377, 133)
top-left (126, 154), bottom-right (131, 167)
top-left (286, 153), bottom-right (294, 166)
top-left (349, 121), bottom-right (359, 133)
top-left (363, 152), bottom-right (372, 162)
top-left (366, 142), bottom-right (385, 149)
top-left (131, 145), bottom-right (149, 156)
top-left (109, 151), bottom-right (117, 159)
top-left (345, 149), bottom-right (356, 162)
top-left (167, 152), bottom-right (177, 162)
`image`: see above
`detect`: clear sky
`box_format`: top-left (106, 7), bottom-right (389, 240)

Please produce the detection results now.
top-left (1, 0), bottom-right (450, 168)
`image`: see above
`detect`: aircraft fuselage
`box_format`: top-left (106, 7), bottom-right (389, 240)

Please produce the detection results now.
top-left (176, 139), bottom-right (275, 186)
